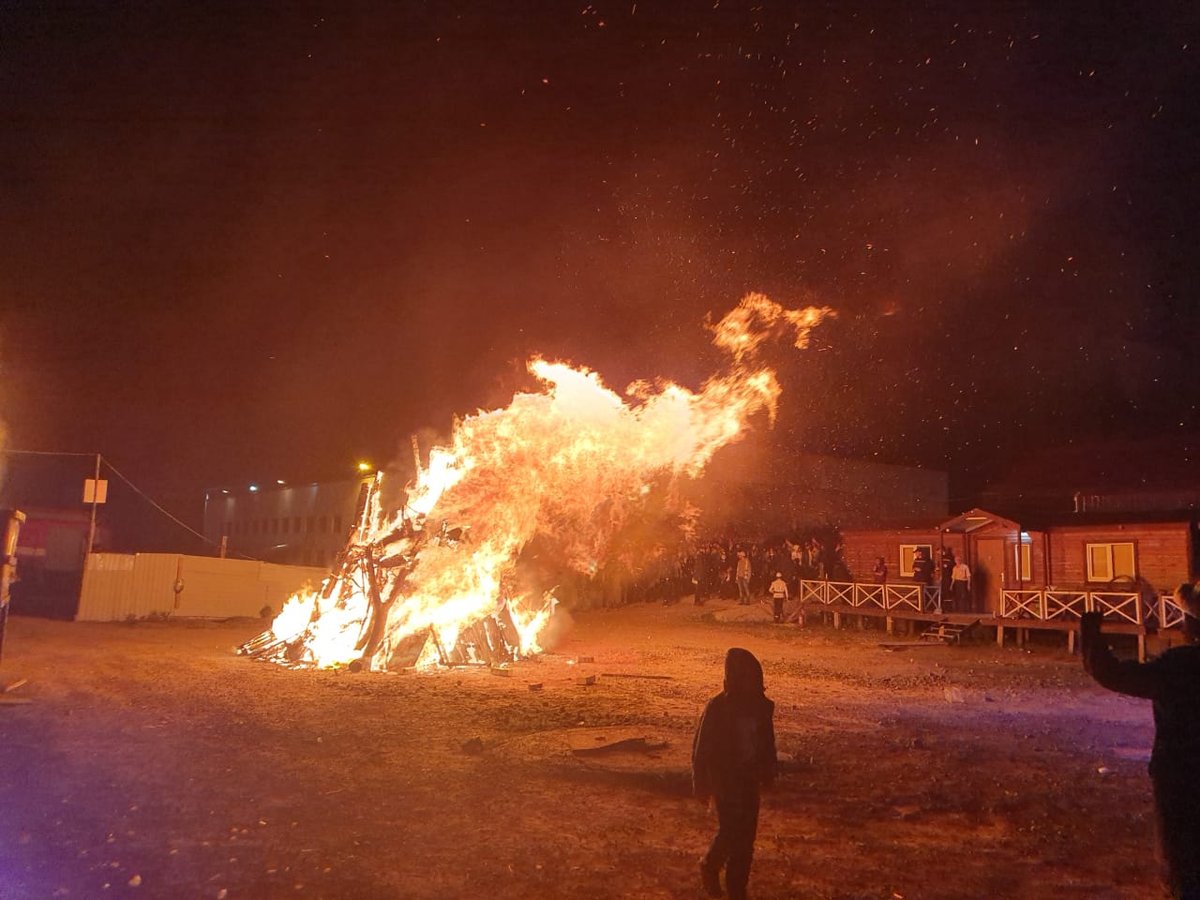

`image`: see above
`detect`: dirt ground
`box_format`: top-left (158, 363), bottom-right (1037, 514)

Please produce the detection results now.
top-left (0, 598), bottom-right (1170, 900)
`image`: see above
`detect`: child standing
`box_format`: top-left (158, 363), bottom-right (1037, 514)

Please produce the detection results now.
top-left (768, 572), bottom-right (790, 624)
top-left (692, 648), bottom-right (777, 900)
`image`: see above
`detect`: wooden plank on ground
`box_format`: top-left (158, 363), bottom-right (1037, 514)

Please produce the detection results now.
top-left (878, 642), bottom-right (951, 651)
top-left (567, 728), bottom-right (669, 755)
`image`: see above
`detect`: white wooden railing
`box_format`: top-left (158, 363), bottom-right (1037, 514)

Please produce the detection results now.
top-left (999, 588), bottom-right (1178, 626)
top-left (799, 579), bottom-right (1181, 628)
top-left (798, 580), bottom-right (942, 612)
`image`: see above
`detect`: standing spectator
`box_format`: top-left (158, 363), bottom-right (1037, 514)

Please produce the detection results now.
top-left (694, 547), bottom-right (715, 606)
top-left (872, 556), bottom-right (888, 584)
top-left (768, 572), bottom-right (790, 624)
top-left (951, 557), bottom-right (972, 610)
top-left (911, 547), bottom-right (934, 585)
top-left (735, 550), bottom-right (752, 605)
top-left (939, 549), bottom-right (955, 605)
top-left (911, 547), bottom-right (935, 612)
top-left (693, 648), bottom-right (777, 900)
top-left (789, 542), bottom-right (804, 597)
top-left (1081, 585), bottom-right (1200, 898)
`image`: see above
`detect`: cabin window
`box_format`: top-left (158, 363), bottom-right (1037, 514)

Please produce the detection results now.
top-left (1086, 542), bottom-right (1135, 582)
top-left (899, 544), bottom-right (933, 578)
top-left (1013, 542), bottom-right (1032, 581)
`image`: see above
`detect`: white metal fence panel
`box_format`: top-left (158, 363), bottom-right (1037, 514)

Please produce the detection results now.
top-left (77, 554), bottom-right (327, 621)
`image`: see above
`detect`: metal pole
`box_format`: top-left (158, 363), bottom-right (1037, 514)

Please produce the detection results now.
top-left (86, 452), bottom-right (101, 555)
top-left (0, 510), bottom-right (27, 666)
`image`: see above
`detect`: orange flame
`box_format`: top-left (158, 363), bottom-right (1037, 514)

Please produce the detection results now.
top-left (258, 294), bottom-right (832, 670)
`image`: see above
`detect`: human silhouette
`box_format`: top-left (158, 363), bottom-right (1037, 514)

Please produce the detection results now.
top-left (1081, 584), bottom-right (1200, 898)
top-left (692, 648), bottom-right (777, 900)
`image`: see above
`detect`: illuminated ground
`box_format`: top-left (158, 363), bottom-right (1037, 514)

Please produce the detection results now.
top-left (0, 601), bottom-right (1162, 899)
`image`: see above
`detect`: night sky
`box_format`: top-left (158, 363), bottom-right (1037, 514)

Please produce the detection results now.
top-left (2, 1), bottom-right (1197, 519)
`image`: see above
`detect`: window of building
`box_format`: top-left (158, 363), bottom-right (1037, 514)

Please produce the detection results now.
top-left (899, 544), bottom-right (933, 578)
top-left (1013, 542), bottom-right (1032, 581)
top-left (1087, 542), bottom-right (1136, 582)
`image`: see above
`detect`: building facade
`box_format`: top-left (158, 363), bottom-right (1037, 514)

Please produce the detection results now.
top-left (842, 508), bottom-right (1198, 617)
top-left (203, 478), bottom-right (371, 568)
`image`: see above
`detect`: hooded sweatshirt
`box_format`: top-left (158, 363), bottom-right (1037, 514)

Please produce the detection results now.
top-left (692, 648), bottom-right (777, 798)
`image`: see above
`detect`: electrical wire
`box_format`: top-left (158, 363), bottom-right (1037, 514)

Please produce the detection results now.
top-left (2, 448), bottom-right (262, 561)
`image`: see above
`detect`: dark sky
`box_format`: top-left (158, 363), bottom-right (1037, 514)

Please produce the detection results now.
top-left (2, 0), bottom-right (1197, 515)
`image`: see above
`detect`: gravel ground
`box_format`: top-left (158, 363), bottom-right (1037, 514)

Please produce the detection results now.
top-left (0, 599), bottom-right (1165, 899)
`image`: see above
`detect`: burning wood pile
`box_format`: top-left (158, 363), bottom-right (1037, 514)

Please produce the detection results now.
top-left (240, 294), bottom-right (832, 672)
top-left (239, 475), bottom-right (558, 670)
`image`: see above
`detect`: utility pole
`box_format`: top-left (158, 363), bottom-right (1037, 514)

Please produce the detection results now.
top-left (86, 453), bottom-right (101, 555)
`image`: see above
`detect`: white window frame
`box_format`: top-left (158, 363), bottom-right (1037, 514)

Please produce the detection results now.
top-left (1012, 540), bottom-right (1031, 581)
top-left (899, 544), bottom-right (933, 578)
top-left (1085, 541), bottom-right (1136, 582)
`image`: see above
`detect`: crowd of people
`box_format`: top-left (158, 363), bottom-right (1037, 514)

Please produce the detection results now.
top-left (612, 532), bottom-right (851, 612)
top-left (598, 533), bottom-right (984, 614)
top-left (872, 546), bottom-right (974, 612)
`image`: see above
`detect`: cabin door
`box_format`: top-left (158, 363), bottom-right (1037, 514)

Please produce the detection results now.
top-left (973, 538), bottom-right (1006, 615)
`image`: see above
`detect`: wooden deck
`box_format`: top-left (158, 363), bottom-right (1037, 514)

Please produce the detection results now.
top-left (794, 579), bottom-right (1182, 661)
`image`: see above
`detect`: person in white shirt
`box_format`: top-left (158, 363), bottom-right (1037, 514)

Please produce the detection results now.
top-left (950, 558), bottom-right (971, 610)
top-left (768, 573), bottom-right (790, 624)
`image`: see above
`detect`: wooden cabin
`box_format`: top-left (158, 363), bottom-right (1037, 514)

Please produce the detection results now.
top-left (842, 508), bottom-right (1197, 619)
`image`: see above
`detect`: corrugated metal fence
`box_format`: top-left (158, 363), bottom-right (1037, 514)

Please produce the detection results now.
top-left (77, 553), bottom-right (327, 622)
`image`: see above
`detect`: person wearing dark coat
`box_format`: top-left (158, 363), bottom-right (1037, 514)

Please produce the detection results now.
top-left (692, 648), bottom-right (777, 900)
top-left (911, 547), bottom-right (933, 583)
top-left (938, 549), bottom-right (956, 607)
top-left (1081, 583), bottom-right (1200, 899)
top-left (911, 547), bottom-right (935, 611)
top-left (872, 556), bottom-right (888, 584)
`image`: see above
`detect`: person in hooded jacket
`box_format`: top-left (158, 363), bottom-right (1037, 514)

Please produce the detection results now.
top-left (1081, 583), bottom-right (1200, 899)
top-left (692, 647), bottom-right (777, 900)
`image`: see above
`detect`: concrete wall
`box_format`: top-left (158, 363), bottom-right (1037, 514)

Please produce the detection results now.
top-left (77, 552), bottom-right (327, 621)
top-left (690, 449), bottom-right (949, 538)
top-left (203, 478), bottom-right (370, 567)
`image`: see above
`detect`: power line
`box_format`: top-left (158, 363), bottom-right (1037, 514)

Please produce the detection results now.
top-left (2, 449), bottom-right (96, 458)
top-left (98, 456), bottom-right (212, 547)
top-left (2, 448), bottom-right (262, 561)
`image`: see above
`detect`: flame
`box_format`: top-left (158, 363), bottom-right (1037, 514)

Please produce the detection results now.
top-left (248, 294), bottom-right (832, 670)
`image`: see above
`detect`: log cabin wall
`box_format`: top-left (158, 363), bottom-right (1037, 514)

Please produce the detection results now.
top-left (841, 527), bottom-right (941, 581)
top-left (1043, 521), bottom-right (1192, 592)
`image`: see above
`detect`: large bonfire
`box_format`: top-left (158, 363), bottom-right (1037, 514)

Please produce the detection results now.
top-left (240, 294), bottom-right (831, 671)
